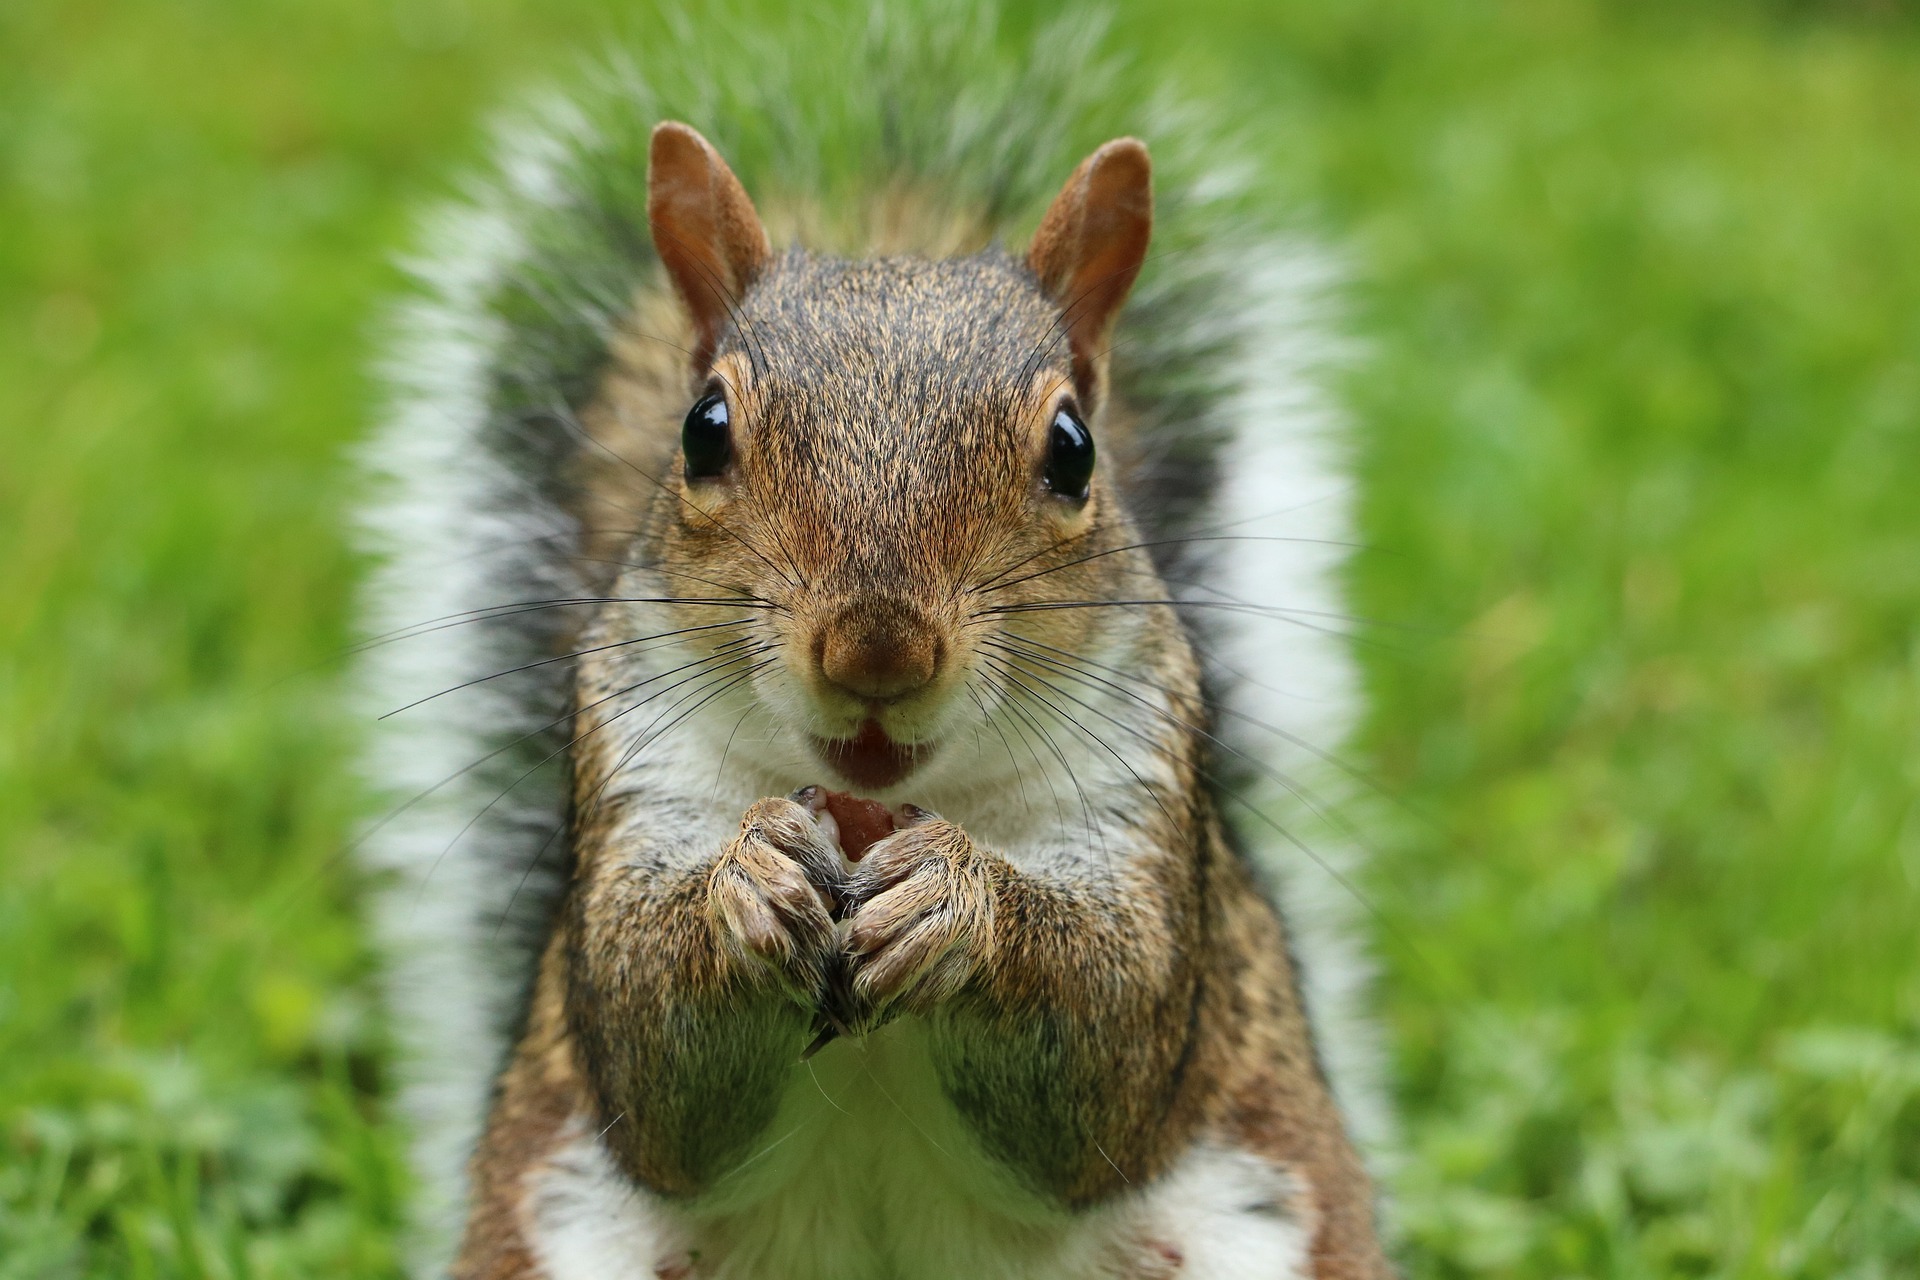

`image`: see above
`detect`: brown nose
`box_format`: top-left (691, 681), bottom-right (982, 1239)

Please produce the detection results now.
top-left (818, 598), bottom-right (941, 702)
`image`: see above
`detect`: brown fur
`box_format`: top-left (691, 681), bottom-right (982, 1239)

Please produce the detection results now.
top-left (648, 123), bottom-right (773, 368)
top-left (1027, 138), bottom-right (1153, 405)
top-left (456, 943), bottom-right (585, 1279)
top-left (455, 124), bottom-right (1391, 1278)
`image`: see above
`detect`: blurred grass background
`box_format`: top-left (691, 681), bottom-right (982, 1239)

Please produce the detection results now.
top-left (3, 0), bottom-right (1918, 1275)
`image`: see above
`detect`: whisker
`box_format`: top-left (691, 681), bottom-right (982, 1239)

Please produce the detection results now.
top-left (972, 670), bottom-right (1073, 835)
top-left (374, 526), bottom-right (647, 574)
top-left (981, 534), bottom-right (1367, 595)
top-left (564, 653), bottom-right (781, 850)
top-left (357, 593), bottom-right (776, 656)
top-left (413, 645), bottom-right (770, 903)
top-left (977, 646), bottom-right (1441, 981)
top-left (709, 703), bottom-right (759, 805)
top-left (379, 618), bottom-right (757, 719)
top-left (493, 652), bottom-right (780, 933)
top-left (972, 598), bottom-right (1407, 652)
top-left (977, 652), bottom-right (1184, 839)
top-left (964, 683), bottom-right (1035, 818)
top-left (259, 636), bottom-right (761, 932)
top-left (569, 555), bottom-right (774, 601)
top-left (976, 661), bottom-right (1110, 868)
top-left (996, 631), bottom-right (1438, 833)
top-left (970, 478), bottom-right (1373, 600)
top-left (984, 637), bottom-right (1353, 846)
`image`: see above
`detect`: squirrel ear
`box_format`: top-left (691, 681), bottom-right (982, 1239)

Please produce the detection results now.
top-left (648, 122), bottom-right (772, 370)
top-left (1027, 138), bottom-right (1153, 404)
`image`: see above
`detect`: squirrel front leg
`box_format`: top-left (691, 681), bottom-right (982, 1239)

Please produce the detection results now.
top-left (840, 807), bottom-right (1205, 1206)
top-left (565, 795), bottom-right (840, 1196)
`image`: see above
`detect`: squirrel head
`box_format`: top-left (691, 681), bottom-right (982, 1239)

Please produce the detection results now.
top-left (642, 123), bottom-right (1155, 793)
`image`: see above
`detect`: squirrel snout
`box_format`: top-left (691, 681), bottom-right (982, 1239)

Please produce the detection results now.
top-left (817, 599), bottom-right (943, 702)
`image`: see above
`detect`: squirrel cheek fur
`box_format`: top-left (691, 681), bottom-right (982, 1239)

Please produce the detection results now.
top-left (443, 119), bottom-right (1389, 1280)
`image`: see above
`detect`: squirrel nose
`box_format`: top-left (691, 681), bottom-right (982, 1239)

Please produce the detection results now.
top-left (818, 598), bottom-right (942, 702)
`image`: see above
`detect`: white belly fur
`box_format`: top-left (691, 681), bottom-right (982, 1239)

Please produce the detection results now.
top-left (527, 1019), bottom-right (1312, 1280)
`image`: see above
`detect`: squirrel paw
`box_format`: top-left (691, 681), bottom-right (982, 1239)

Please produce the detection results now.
top-left (838, 806), bottom-right (996, 1027)
top-left (708, 797), bottom-right (840, 1001)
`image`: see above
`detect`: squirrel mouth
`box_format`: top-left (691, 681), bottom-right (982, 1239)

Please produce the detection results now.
top-left (814, 720), bottom-right (927, 791)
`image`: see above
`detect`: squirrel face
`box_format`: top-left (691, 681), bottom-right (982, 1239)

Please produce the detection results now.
top-left (644, 124), bottom-right (1153, 792)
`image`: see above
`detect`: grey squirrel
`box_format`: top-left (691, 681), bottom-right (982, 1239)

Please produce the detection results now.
top-left (356, 8), bottom-right (1392, 1278)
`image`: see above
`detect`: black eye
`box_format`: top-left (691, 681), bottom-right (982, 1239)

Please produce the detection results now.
top-left (682, 392), bottom-right (732, 480)
top-left (1043, 405), bottom-right (1095, 502)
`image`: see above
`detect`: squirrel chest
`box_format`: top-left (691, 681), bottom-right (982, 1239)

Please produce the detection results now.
top-left (524, 1017), bottom-right (1316, 1280)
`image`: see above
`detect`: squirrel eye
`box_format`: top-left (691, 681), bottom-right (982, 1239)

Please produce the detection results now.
top-left (1043, 405), bottom-right (1095, 502)
top-left (681, 392), bottom-right (732, 480)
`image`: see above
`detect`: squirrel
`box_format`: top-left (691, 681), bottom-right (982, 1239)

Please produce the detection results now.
top-left (356, 8), bottom-right (1392, 1279)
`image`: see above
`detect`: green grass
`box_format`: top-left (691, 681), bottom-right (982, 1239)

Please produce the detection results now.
top-left (3, 0), bottom-right (1917, 1275)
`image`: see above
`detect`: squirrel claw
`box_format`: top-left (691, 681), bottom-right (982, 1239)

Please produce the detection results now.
top-left (709, 797), bottom-right (841, 999)
top-left (836, 816), bottom-right (995, 1025)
